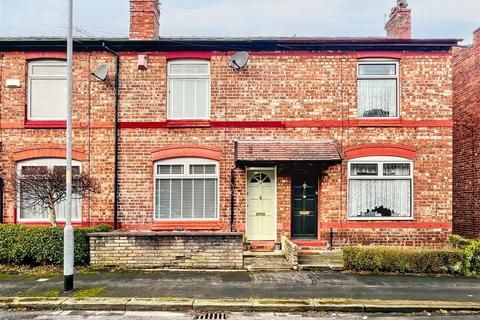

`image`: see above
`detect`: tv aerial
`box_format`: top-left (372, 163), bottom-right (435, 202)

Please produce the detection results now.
top-left (228, 51), bottom-right (249, 69)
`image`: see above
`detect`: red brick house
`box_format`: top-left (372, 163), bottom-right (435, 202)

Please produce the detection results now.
top-left (0, 0), bottom-right (457, 248)
top-left (453, 28), bottom-right (480, 240)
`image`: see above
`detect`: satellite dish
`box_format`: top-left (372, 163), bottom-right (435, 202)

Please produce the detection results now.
top-left (92, 64), bottom-right (109, 81)
top-left (228, 51), bottom-right (249, 69)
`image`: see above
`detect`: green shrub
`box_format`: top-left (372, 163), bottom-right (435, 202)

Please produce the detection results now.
top-left (0, 224), bottom-right (112, 266)
top-left (449, 235), bottom-right (480, 276)
top-left (343, 246), bottom-right (463, 274)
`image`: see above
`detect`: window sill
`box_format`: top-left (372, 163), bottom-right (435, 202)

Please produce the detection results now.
top-left (17, 220), bottom-right (83, 226)
top-left (166, 120), bottom-right (211, 128)
top-left (151, 220), bottom-right (221, 231)
top-left (356, 118), bottom-right (402, 127)
top-left (24, 120), bottom-right (66, 129)
top-left (347, 217), bottom-right (414, 221)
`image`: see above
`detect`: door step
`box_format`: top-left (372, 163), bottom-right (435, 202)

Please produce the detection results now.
top-left (243, 250), bottom-right (293, 271)
top-left (297, 249), bottom-right (344, 271)
top-left (249, 240), bottom-right (276, 252)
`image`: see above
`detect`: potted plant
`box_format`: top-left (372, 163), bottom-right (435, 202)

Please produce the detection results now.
top-left (243, 237), bottom-right (250, 251)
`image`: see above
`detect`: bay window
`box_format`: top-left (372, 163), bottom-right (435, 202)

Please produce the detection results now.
top-left (154, 157), bottom-right (219, 220)
top-left (167, 60), bottom-right (210, 119)
top-left (357, 59), bottom-right (399, 118)
top-left (348, 156), bottom-right (413, 219)
top-left (28, 60), bottom-right (67, 120)
top-left (17, 158), bottom-right (82, 222)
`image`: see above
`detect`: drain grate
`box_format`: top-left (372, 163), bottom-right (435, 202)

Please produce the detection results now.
top-left (193, 312), bottom-right (228, 320)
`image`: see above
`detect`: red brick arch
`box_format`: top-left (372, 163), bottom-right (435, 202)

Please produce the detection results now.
top-left (345, 144), bottom-right (416, 160)
top-left (152, 146), bottom-right (221, 161)
top-left (13, 146), bottom-right (85, 162)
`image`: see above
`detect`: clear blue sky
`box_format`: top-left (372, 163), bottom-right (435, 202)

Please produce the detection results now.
top-left (0, 0), bottom-right (478, 44)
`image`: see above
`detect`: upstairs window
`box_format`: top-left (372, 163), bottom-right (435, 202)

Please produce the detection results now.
top-left (357, 60), bottom-right (399, 118)
top-left (348, 156), bottom-right (413, 220)
top-left (167, 60), bottom-right (210, 120)
top-left (28, 60), bottom-right (67, 120)
top-left (154, 157), bottom-right (218, 220)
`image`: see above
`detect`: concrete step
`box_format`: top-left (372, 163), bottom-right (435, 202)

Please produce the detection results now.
top-left (244, 255), bottom-right (292, 272)
top-left (298, 249), bottom-right (344, 271)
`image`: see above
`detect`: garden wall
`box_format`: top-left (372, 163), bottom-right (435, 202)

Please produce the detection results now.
top-left (89, 231), bottom-right (243, 269)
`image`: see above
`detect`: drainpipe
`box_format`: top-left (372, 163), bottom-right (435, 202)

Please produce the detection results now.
top-left (230, 167), bottom-right (236, 232)
top-left (102, 43), bottom-right (120, 230)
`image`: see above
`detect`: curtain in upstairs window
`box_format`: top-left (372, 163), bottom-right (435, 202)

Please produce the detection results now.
top-left (358, 79), bottom-right (397, 117)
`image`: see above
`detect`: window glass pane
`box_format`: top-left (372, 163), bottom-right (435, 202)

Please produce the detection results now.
top-left (184, 80), bottom-right (196, 118)
top-left (358, 79), bottom-right (397, 117)
top-left (21, 166), bottom-right (48, 175)
top-left (204, 179), bottom-right (217, 218)
top-left (182, 179), bottom-right (193, 219)
top-left (358, 64), bottom-right (396, 76)
top-left (195, 79), bottom-right (208, 118)
top-left (56, 197), bottom-right (81, 220)
top-left (19, 180), bottom-right (48, 219)
top-left (190, 165), bottom-right (205, 174)
top-left (158, 179), bottom-right (171, 219)
top-left (31, 64), bottom-right (67, 76)
top-left (383, 163), bottom-right (410, 176)
top-left (158, 165), bottom-right (183, 175)
top-left (30, 79), bottom-right (67, 119)
top-left (170, 64), bottom-right (209, 75)
top-left (350, 164), bottom-right (378, 176)
top-left (193, 179), bottom-right (205, 218)
top-left (171, 179), bottom-right (182, 219)
top-left (204, 165), bottom-right (216, 174)
top-left (348, 179), bottom-right (411, 218)
top-left (169, 79), bottom-right (184, 118)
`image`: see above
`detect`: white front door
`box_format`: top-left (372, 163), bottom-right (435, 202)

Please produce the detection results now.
top-left (246, 169), bottom-right (276, 241)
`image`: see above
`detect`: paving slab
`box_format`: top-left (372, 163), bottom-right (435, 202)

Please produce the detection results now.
top-left (61, 297), bottom-right (130, 311)
top-left (10, 297), bottom-right (67, 310)
top-left (252, 299), bottom-right (315, 312)
top-left (193, 298), bottom-right (253, 311)
top-left (126, 298), bottom-right (194, 311)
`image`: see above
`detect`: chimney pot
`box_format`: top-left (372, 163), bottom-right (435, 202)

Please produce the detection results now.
top-left (129, 0), bottom-right (160, 40)
top-left (385, 0), bottom-right (412, 38)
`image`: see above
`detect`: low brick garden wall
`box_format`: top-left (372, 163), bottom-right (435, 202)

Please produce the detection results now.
top-left (89, 231), bottom-right (243, 269)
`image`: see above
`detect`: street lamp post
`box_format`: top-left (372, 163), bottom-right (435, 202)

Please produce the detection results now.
top-left (64, 0), bottom-right (74, 293)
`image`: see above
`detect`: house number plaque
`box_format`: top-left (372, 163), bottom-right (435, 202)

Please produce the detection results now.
top-left (256, 212), bottom-right (266, 216)
top-left (299, 211), bottom-right (310, 216)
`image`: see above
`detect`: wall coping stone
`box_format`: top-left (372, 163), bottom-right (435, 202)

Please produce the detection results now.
top-left (88, 231), bottom-right (243, 237)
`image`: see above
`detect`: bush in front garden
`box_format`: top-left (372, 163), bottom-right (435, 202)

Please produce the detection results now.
top-left (0, 224), bottom-right (112, 266)
top-left (343, 246), bottom-right (463, 274)
top-left (449, 235), bottom-right (480, 276)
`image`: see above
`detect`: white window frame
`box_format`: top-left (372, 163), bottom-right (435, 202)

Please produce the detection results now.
top-left (16, 158), bottom-right (82, 222)
top-left (357, 59), bottom-right (400, 119)
top-left (27, 60), bottom-right (68, 121)
top-left (153, 157), bottom-right (219, 220)
top-left (347, 156), bottom-right (413, 221)
top-left (167, 59), bottom-right (211, 120)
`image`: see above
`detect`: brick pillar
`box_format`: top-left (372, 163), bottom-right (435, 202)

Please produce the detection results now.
top-left (385, 0), bottom-right (411, 39)
top-left (129, 0), bottom-right (160, 40)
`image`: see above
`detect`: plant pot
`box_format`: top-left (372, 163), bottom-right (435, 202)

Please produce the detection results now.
top-left (242, 244), bottom-right (248, 251)
top-left (275, 243), bottom-right (281, 251)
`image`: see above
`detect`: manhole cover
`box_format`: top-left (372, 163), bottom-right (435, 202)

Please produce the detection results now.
top-left (194, 312), bottom-right (228, 320)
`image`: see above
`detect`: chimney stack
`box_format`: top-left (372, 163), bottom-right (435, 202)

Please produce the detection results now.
top-left (129, 0), bottom-right (160, 40)
top-left (385, 0), bottom-right (411, 39)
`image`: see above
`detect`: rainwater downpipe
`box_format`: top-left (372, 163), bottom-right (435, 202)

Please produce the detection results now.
top-left (102, 43), bottom-right (120, 230)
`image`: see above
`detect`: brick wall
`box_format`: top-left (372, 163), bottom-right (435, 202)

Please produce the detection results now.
top-left (0, 50), bottom-right (454, 247)
top-left (453, 28), bottom-right (480, 239)
top-left (89, 231), bottom-right (243, 269)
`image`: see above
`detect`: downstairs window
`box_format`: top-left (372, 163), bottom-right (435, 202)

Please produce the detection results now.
top-left (348, 156), bottom-right (413, 219)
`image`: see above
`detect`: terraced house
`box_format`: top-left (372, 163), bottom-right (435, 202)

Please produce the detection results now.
top-left (0, 0), bottom-right (458, 251)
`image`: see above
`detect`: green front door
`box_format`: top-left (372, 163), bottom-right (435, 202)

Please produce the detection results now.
top-left (291, 170), bottom-right (318, 239)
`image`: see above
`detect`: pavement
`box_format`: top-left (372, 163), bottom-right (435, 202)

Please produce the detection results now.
top-left (0, 270), bottom-right (480, 313)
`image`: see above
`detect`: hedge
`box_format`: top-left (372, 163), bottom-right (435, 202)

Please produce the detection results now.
top-left (449, 235), bottom-right (480, 276)
top-left (343, 246), bottom-right (464, 274)
top-left (0, 224), bottom-right (112, 266)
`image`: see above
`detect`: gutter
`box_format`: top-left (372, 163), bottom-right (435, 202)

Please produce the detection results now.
top-left (102, 43), bottom-right (120, 230)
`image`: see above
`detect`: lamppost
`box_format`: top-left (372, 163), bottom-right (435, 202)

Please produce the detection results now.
top-left (64, 0), bottom-right (74, 292)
